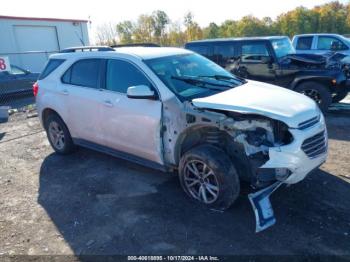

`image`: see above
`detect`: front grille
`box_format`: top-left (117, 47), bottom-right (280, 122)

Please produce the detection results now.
top-left (301, 130), bottom-right (327, 158)
top-left (298, 115), bottom-right (320, 130)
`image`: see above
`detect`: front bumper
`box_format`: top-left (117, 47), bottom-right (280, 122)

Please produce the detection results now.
top-left (260, 114), bottom-right (328, 184)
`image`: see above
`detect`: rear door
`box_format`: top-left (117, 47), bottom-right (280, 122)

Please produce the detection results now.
top-left (237, 41), bottom-right (277, 83)
top-left (99, 58), bottom-right (163, 164)
top-left (60, 58), bottom-right (105, 144)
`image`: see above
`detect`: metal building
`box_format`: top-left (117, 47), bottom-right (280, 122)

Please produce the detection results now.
top-left (0, 15), bottom-right (90, 72)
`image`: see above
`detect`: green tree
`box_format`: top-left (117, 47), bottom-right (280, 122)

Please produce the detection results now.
top-left (203, 22), bottom-right (220, 39)
top-left (219, 20), bottom-right (237, 37)
top-left (168, 22), bottom-right (186, 46)
top-left (116, 21), bottom-right (135, 44)
top-left (184, 12), bottom-right (203, 41)
top-left (152, 10), bottom-right (170, 45)
top-left (236, 15), bottom-right (270, 36)
top-left (134, 14), bottom-right (156, 43)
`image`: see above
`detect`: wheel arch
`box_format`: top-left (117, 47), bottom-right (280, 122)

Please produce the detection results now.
top-left (173, 125), bottom-right (226, 165)
top-left (290, 76), bottom-right (333, 91)
top-left (41, 108), bottom-right (66, 130)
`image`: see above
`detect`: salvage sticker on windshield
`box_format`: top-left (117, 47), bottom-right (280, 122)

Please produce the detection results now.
top-left (0, 56), bottom-right (11, 72)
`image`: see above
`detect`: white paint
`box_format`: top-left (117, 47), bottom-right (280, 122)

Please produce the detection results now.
top-left (192, 80), bottom-right (319, 128)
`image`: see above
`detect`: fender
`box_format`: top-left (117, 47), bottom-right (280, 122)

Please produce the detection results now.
top-left (289, 74), bottom-right (335, 90)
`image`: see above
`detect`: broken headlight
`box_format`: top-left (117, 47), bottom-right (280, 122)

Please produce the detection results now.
top-left (273, 120), bottom-right (293, 145)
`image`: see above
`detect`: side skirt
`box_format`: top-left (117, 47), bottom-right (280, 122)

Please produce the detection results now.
top-left (73, 138), bottom-right (169, 172)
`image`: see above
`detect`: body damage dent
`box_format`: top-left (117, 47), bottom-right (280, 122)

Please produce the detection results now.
top-left (161, 99), bottom-right (284, 179)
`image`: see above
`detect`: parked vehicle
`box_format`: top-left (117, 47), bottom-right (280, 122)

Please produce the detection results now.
top-left (0, 65), bottom-right (39, 99)
top-left (35, 46), bottom-right (327, 231)
top-left (185, 36), bottom-right (350, 111)
top-left (292, 33), bottom-right (350, 56)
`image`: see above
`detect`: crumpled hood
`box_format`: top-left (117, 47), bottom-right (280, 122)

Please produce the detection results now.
top-left (192, 80), bottom-right (319, 128)
top-left (287, 53), bottom-right (326, 65)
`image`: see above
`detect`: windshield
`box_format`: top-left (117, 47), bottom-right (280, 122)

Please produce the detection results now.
top-left (144, 53), bottom-right (243, 100)
top-left (271, 38), bottom-right (296, 58)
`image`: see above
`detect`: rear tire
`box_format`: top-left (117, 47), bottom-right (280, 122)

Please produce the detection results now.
top-left (295, 81), bottom-right (332, 113)
top-left (45, 113), bottom-right (75, 154)
top-left (179, 144), bottom-right (240, 210)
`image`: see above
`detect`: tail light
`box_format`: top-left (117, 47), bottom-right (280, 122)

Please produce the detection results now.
top-left (33, 82), bottom-right (39, 97)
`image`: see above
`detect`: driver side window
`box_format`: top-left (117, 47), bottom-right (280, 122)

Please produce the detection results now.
top-left (241, 43), bottom-right (270, 62)
top-left (106, 59), bottom-right (151, 94)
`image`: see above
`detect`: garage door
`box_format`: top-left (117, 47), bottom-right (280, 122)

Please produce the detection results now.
top-left (14, 25), bottom-right (59, 72)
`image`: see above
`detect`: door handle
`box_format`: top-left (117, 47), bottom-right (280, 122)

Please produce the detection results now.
top-left (103, 100), bottom-right (113, 107)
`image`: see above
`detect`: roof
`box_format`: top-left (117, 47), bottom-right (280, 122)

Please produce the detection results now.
top-left (51, 47), bottom-right (193, 60)
top-left (187, 36), bottom-right (288, 44)
top-left (294, 33), bottom-right (342, 37)
top-left (0, 15), bottom-right (88, 23)
top-left (114, 47), bottom-right (192, 59)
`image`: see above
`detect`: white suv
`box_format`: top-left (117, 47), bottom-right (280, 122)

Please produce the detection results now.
top-left (35, 46), bottom-right (327, 226)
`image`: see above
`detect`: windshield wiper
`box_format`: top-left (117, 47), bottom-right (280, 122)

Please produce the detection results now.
top-left (171, 75), bottom-right (233, 90)
top-left (199, 74), bottom-right (235, 80)
top-left (199, 74), bottom-right (247, 84)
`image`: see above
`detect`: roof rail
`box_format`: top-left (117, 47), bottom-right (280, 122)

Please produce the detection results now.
top-left (60, 46), bottom-right (115, 53)
top-left (111, 43), bottom-right (160, 48)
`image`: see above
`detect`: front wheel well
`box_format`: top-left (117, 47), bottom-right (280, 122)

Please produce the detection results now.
top-left (175, 126), bottom-right (227, 164)
top-left (292, 78), bottom-right (331, 91)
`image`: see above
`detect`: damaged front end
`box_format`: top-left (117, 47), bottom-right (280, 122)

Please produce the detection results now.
top-left (220, 113), bottom-right (294, 188)
top-left (219, 114), bottom-right (296, 232)
top-left (162, 89), bottom-right (327, 232)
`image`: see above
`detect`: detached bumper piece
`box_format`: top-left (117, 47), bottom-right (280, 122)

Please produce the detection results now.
top-left (248, 181), bottom-right (283, 233)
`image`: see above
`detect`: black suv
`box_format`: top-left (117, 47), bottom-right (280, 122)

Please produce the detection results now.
top-left (185, 36), bottom-right (350, 111)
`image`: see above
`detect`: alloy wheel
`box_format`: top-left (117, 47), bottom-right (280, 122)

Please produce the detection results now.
top-left (302, 89), bottom-right (322, 104)
top-left (48, 121), bottom-right (65, 150)
top-left (184, 160), bottom-right (220, 204)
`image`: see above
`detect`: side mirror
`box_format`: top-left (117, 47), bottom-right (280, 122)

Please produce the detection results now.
top-left (127, 85), bottom-right (156, 99)
top-left (261, 56), bottom-right (272, 64)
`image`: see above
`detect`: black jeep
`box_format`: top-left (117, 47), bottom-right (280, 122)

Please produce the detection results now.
top-left (185, 36), bottom-right (350, 112)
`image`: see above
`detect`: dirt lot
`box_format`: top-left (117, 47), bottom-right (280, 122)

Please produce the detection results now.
top-left (0, 106), bottom-right (349, 258)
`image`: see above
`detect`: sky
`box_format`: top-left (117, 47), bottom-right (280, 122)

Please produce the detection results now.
top-left (1, 0), bottom-right (349, 40)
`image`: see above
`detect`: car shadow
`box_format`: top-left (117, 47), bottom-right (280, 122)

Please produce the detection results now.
top-left (38, 148), bottom-right (350, 258)
top-left (0, 132), bottom-right (5, 141)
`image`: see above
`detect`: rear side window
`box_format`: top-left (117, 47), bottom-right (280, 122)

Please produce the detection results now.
top-left (39, 59), bottom-right (65, 80)
top-left (62, 59), bottom-right (101, 89)
top-left (213, 44), bottom-right (235, 64)
top-left (296, 36), bottom-right (313, 50)
top-left (106, 59), bottom-right (151, 94)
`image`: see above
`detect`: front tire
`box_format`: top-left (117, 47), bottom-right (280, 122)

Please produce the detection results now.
top-left (295, 81), bottom-right (332, 113)
top-left (179, 144), bottom-right (240, 210)
top-left (332, 88), bottom-right (349, 103)
top-left (45, 113), bottom-right (75, 154)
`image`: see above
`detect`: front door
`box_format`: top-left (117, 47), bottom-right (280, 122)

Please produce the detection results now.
top-left (238, 41), bottom-right (277, 84)
top-left (100, 59), bottom-right (163, 164)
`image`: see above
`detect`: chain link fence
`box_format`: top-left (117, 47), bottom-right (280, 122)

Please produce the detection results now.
top-left (0, 51), bottom-right (56, 119)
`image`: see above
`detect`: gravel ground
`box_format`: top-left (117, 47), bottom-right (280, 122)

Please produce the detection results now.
top-left (0, 106), bottom-right (349, 259)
